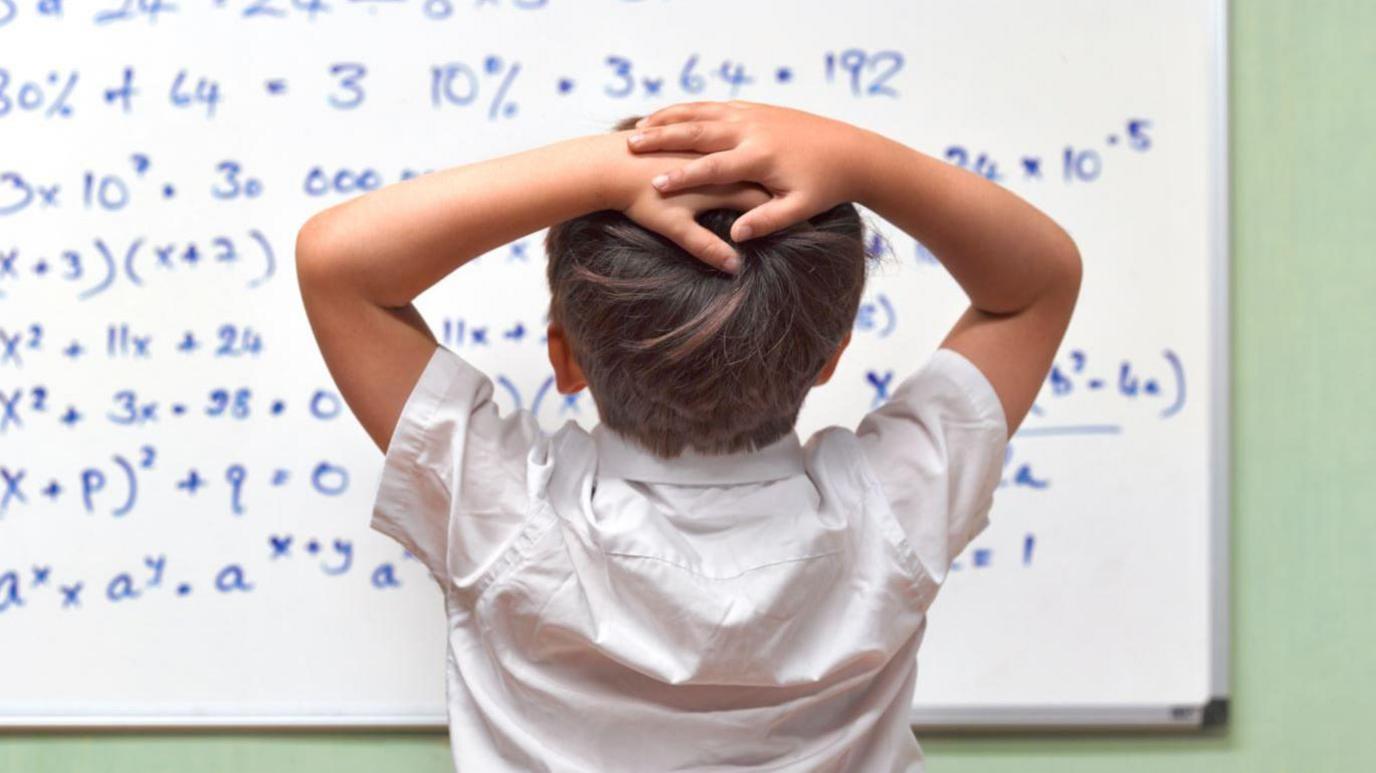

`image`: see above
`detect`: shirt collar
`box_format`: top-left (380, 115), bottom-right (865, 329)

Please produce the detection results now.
top-left (591, 424), bottom-right (805, 485)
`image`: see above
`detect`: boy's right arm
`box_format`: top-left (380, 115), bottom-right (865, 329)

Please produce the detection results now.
top-left (629, 101), bottom-right (1082, 438)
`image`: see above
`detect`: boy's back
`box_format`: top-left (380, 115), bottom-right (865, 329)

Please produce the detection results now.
top-left (372, 343), bottom-right (1007, 771)
top-left (297, 101), bottom-right (1079, 771)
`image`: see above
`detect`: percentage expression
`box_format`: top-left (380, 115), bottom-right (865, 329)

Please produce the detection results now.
top-left (0, 70), bottom-right (79, 119)
top-left (429, 56), bottom-right (520, 119)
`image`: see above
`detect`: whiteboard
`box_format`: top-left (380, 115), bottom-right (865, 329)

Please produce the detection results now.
top-left (0, 0), bottom-right (1229, 728)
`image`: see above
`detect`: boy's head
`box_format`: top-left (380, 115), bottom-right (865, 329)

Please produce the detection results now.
top-left (545, 118), bottom-right (872, 458)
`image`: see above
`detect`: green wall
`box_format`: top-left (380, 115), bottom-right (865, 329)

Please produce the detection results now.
top-left (5, 2), bottom-right (1374, 770)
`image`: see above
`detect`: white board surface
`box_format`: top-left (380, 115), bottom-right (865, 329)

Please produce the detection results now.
top-left (0, 0), bottom-right (1228, 727)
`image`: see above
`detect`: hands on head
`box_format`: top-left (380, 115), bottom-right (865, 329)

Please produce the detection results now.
top-left (615, 100), bottom-right (866, 274)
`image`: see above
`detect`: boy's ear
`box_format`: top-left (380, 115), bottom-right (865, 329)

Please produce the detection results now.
top-left (547, 324), bottom-right (588, 394)
top-left (814, 332), bottom-right (853, 386)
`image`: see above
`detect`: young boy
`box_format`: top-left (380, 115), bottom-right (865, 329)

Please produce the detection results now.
top-left (296, 101), bottom-right (1081, 771)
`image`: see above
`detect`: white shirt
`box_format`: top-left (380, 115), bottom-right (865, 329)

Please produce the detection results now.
top-left (371, 344), bottom-right (1008, 772)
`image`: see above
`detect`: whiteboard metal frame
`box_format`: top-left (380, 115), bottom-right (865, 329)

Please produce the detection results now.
top-left (1207, 0), bottom-right (1233, 720)
top-left (1, 0), bottom-right (1232, 732)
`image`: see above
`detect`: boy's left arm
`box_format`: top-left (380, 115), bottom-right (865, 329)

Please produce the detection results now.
top-left (296, 131), bottom-right (764, 453)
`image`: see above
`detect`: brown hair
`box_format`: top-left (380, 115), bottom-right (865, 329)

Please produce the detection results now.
top-left (545, 117), bottom-right (873, 457)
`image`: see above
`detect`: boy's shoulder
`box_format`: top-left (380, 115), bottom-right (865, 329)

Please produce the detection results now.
top-left (375, 343), bottom-right (1008, 596)
top-left (800, 423), bottom-right (882, 492)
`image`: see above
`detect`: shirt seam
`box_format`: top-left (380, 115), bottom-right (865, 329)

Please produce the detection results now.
top-left (372, 344), bottom-right (460, 591)
top-left (932, 348), bottom-right (1007, 435)
top-left (846, 442), bottom-right (939, 598)
top-left (410, 345), bottom-right (479, 601)
top-left (464, 429), bottom-right (583, 610)
top-left (467, 498), bottom-right (559, 607)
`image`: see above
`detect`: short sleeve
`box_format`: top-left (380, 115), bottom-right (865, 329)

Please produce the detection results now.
top-left (370, 344), bottom-right (543, 587)
top-left (856, 347), bottom-right (1009, 581)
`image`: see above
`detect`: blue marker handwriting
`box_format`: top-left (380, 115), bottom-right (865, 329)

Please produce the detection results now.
top-left (0, 537), bottom-right (417, 617)
top-left (0, 232), bottom-right (277, 298)
top-left (0, 385), bottom-right (344, 430)
top-left (0, 446), bottom-right (352, 518)
top-left (0, 322), bottom-right (265, 366)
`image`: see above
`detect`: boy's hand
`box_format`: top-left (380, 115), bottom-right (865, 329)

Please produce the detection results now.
top-left (608, 133), bottom-right (771, 273)
top-left (626, 101), bottom-right (869, 242)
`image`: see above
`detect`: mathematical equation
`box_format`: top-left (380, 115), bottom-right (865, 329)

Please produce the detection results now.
top-left (0, 49), bottom-right (902, 123)
top-left (0, 322), bottom-right (265, 365)
top-left (0, 341), bottom-right (1187, 431)
top-left (0, 520), bottom-right (1047, 618)
top-left (0, 231), bottom-right (277, 300)
top-left (0, 443), bottom-right (352, 517)
top-left (0, 384), bottom-right (346, 430)
top-left (864, 347), bottom-right (1186, 420)
top-left (0, 534), bottom-right (422, 616)
top-left (0, 115), bottom-right (1152, 238)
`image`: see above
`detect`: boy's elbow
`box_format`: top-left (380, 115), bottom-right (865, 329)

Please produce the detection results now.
top-left (1062, 237), bottom-right (1083, 290)
top-left (1048, 230), bottom-right (1083, 303)
top-left (294, 213), bottom-right (345, 290)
